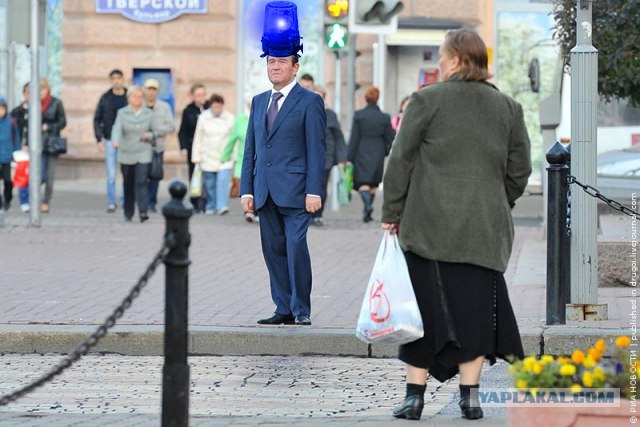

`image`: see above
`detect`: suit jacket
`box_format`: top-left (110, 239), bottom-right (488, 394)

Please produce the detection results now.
top-left (381, 79), bottom-right (532, 273)
top-left (325, 108), bottom-right (347, 170)
top-left (240, 83), bottom-right (326, 210)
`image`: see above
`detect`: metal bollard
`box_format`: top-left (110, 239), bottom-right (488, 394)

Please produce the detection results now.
top-left (162, 181), bottom-right (193, 427)
top-left (545, 142), bottom-right (571, 325)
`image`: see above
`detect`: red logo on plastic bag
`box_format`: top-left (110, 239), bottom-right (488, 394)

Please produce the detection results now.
top-left (369, 280), bottom-right (390, 323)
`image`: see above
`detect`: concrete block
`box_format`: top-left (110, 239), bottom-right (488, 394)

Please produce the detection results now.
top-left (542, 326), bottom-right (625, 356)
top-left (520, 326), bottom-right (543, 356)
top-left (190, 326), bottom-right (369, 357)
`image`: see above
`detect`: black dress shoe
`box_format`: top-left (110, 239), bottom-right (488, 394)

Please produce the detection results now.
top-left (459, 397), bottom-right (484, 420)
top-left (257, 313), bottom-right (295, 325)
top-left (392, 395), bottom-right (424, 420)
top-left (140, 213), bottom-right (149, 223)
top-left (295, 315), bottom-right (311, 325)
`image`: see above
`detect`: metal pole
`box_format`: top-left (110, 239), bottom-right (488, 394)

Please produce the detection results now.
top-left (28, 0), bottom-right (42, 227)
top-left (334, 51), bottom-right (342, 120)
top-left (235, 0), bottom-right (244, 116)
top-left (546, 142), bottom-right (571, 324)
top-left (346, 33), bottom-right (356, 137)
top-left (570, 0), bottom-right (598, 304)
top-left (376, 34), bottom-right (386, 110)
top-left (162, 181), bottom-right (192, 427)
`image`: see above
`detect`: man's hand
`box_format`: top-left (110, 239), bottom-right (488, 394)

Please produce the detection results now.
top-left (305, 195), bottom-right (322, 213)
top-left (181, 148), bottom-right (188, 158)
top-left (97, 139), bottom-right (105, 153)
top-left (381, 222), bottom-right (400, 235)
top-left (241, 196), bottom-right (254, 213)
top-left (42, 123), bottom-right (48, 132)
top-left (140, 132), bottom-right (153, 142)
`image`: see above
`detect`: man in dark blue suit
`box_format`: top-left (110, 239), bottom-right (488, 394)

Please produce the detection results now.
top-left (240, 1), bottom-right (326, 326)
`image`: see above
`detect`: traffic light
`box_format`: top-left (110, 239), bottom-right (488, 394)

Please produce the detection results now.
top-left (349, 0), bottom-right (404, 34)
top-left (325, 0), bottom-right (349, 50)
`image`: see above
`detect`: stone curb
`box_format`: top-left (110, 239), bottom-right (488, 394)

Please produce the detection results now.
top-left (0, 324), bottom-right (627, 357)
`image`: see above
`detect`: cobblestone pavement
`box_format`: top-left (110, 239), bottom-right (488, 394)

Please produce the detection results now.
top-left (0, 354), bottom-right (509, 426)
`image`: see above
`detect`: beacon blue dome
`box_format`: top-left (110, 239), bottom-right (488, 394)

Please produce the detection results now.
top-left (261, 1), bottom-right (303, 58)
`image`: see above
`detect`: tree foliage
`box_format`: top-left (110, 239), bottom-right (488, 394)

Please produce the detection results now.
top-left (553, 0), bottom-right (640, 106)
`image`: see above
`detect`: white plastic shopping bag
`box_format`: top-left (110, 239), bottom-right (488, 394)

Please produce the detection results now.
top-left (356, 232), bottom-right (424, 345)
top-left (190, 164), bottom-right (202, 198)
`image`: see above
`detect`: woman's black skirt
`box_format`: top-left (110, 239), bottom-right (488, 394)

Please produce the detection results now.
top-left (399, 251), bottom-right (524, 383)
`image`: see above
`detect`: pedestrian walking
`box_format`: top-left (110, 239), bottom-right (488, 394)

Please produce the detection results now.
top-left (310, 85), bottom-right (347, 227)
top-left (0, 97), bottom-right (20, 211)
top-left (93, 69), bottom-right (128, 213)
top-left (240, 1), bottom-right (326, 326)
top-left (347, 86), bottom-right (395, 223)
top-left (178, 83), bottom-right (209, 212)
top-left (111, 86), bottom-right (157, 223)
top-left (221, 102), bottom-right (256, 222)
top-left (381, 29), bottom-right (532, 421)
top-left (39, 78), bottom-right (67, 214)
top-left (10, 84), bottom-right (29, 213)
top-left (143, 78), bottom-right (176, 213)
top-left (299, 73), bottom-right (314, 90)
top-left (191, 94), bottom-right (234, 216)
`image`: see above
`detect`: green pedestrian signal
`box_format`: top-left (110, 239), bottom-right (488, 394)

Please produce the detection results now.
top-left (326, 23), bottom-right (347, 49)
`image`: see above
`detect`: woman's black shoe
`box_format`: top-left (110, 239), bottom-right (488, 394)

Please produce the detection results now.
top-left (459, 397), bottom-right (483, 420)
top-left (392, 395), bottom-right (424, 420)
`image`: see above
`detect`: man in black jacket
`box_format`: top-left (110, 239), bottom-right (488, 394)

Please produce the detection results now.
top-left (178, 83), bottom-right (209, 212)
top-left (93, 69), bottom-right (128, 213)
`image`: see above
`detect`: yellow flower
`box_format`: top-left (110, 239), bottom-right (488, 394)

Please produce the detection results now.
top-left (588, 348), bottom-right (602, 362)
top-left (571, 350), bottom-right (585, 365)
top-left (557, 356), bottom-right (571, 364)
top-left (509, 364), bottom-right (517, 373)
top-left (560, 364), bottom-right (576, 376)
top-left (570, 383), bottom-right (582, 393)
top-left (517, 379), bottom-right (528, 390)
top-left (594, 367), bottom-right (606, 382)
top-left (583, 355), bottom-right (596, 369)
top-left (595, 339), bottom-right (606, 353)
top-left (523, 356), bottom-right (537, 371)
top-left (540, 355), bottom-right (554, 365)
top-left (532, 363), bottom-right (543, 375)
top-left (582, 371), bottom-right (594, 387)
top-left (616, 336), bottom-right (631, 348)
top-left (529, 388), bottom-right (539, 396)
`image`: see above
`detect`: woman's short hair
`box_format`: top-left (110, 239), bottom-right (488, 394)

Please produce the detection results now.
top-left (209, 94), bottom-right (224, 105)
top-left (39, 78), bottom-right (50, 91)
top-left (190, 83), bottom-right (205, 94)
top-left (364, 86), bottom-right (380, 104)
top-left (442, 28), bottom-right (491, 82)
top-left (127, 85), bottom-right (144, 99)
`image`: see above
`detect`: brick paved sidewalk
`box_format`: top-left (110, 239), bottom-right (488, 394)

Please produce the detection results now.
top-left (0, 354), bottom-right (510, 426)
top-left (0, 179), bottom-right (630, 332)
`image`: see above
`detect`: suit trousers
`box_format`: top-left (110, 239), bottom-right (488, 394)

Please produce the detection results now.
top-left (120, 163), bottom-right (150, 220)
top-left (258, 195), bottom-right (313, 317)
top-left (0, 163), bottom-right (12, 209)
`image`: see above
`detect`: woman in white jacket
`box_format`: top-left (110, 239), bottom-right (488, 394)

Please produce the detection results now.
top-left (191, 94), bottom-right (235, 215)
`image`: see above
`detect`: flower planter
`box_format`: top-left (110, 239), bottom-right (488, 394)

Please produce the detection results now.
top-left (507, 398), bottom-right (633, 427)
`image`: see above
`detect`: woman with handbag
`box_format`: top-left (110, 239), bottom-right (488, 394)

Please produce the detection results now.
top-left (191, 94), bottom-right (235, 216)
top-left (111, 86), bottom-right (157, 223)
top-left (381, 29), bottom-right (531, 421)
top-left (40, 78), bottom-right (67, 213)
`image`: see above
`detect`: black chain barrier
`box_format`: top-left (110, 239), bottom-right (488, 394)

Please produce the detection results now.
top-left (0, 235), bottom-right (174, 407)
top-left (569, 175), bottom-right (640, 218)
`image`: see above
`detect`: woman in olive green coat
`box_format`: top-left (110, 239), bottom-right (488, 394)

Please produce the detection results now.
top-left (382, 29), bottom-right (531, 421)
